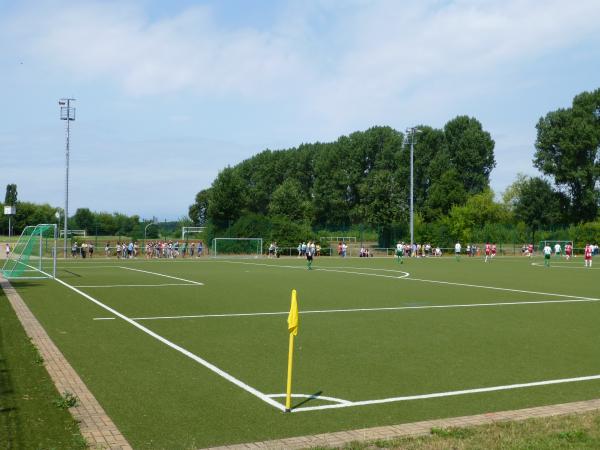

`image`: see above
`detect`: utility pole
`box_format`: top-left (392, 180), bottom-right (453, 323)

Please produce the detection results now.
top-left (59, 99), bottom-right (76, 258)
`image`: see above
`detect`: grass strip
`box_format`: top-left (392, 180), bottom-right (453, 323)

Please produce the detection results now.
top-left (311, 409), bottom-right (600, 449)
top-left (0, 288), bottom-right (86, 449)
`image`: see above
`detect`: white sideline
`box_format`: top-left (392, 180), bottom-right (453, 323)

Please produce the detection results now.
top-left (118, 266), bottom-right (204, 285)
top-left (75, 283), bottom-right (197, 288)
top-left (292, 374), bottom-right (600, 412)
top-left (93, 297), bottom-right (600, 321)
top-left (52, 277), bottom-right (284, 412)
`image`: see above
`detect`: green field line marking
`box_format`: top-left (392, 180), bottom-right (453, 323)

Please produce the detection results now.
top-left (91, 297), bottom-right (600, 321)
top-left (292, 374), bottom-right (600, 412)
top-left (118, 266), bottom-right (204, 285)
top-left (52, 277), bottom-right (285, 412)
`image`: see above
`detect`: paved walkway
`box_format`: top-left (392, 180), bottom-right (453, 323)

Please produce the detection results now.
top-left (0, 277), bottom-right (132, 450)
top-left (4, 276), bottom-right (600, 450)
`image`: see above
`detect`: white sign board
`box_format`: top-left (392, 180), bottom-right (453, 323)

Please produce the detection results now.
top-left (4, 206), bottom-right (15, 215)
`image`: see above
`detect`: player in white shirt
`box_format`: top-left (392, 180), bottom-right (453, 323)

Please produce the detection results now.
top-left (395, 242), bottom-right (404, 264)
top-left (454, 242), bottom-right (461, 261)
top-left (554, 243), bottom-right (561, 257)
top-left (543, 244), bottom-right (552, 267)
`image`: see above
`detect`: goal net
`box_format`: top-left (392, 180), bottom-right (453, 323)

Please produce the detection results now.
top-left (212, 238), bottom-right (263, 258)
top-left (2, 224), bottom-right (57, 279)
top-left (538, 240), bottom-right (573, 256)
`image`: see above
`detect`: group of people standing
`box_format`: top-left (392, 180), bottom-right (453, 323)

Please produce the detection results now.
top-left (143, 240), bottom-right (204, 259)
top-left (70, 241), bottom-right (96, 258)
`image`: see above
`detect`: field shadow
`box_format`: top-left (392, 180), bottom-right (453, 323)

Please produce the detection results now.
top-left (293, 390), bottom-right (323, 409)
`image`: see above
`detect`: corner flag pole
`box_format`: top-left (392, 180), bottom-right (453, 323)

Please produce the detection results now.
top-left (285, 289), bottom-right (299, 412)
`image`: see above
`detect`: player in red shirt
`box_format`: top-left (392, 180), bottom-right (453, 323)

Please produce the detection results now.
top-left (584, 244), bottom-right (593, 268)
top-left (565, 243), bottom-right (572, 260)
top-left (528, 243), bottom-right (534, 257)
top-left (491, 243), bottom-right (497, 259)
top-left (484, 242), bottom-right (491, 262)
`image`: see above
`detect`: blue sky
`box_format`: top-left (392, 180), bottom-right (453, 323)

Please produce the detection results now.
top-left (2, 0), bottom-right (600, 220)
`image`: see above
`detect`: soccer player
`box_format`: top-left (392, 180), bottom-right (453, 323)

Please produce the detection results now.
top-left (395, 241), bottom-right (404, 264)
top-left (5, 243), bottom-right (10, 259)
top-left (528, 243), bottom-right (534, 258)
top-left (484, 242), bottom-right (491, 262)
top-left (306, 241), bottom-right (314, 270)
top-left (454, 241), bottom-right (461, 261)
top-left (565, 243), bottom-right (572, 260)
top-left (584, 243), bottom-right (593, 268)
top-left (491, 243), bottom-right (497, 259)
top-left (543, 243), bottom-right (552, 267)
top-left (554, 242), bottom-right (562, 258)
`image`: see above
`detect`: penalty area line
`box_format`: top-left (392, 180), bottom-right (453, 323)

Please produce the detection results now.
top-left (118, 266), bottom-right (204, 285)
top-left (91, 296), bottom-right (600, 321)
top-left (53, 277), bottom-right (283, 411)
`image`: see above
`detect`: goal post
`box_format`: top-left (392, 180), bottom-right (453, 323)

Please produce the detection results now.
top-left (2, 224), bottom-right (57, 279)
top-left (182, 226), bottom-right (206, 241)
top-left (212, 238), bottom-right (263, 258)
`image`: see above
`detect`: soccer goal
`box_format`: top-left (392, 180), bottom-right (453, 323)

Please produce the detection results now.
top-left (211, 238), bottom-right (263, 258)
top-left (2, 224), bottom-right (57, 279)
top-left (60, 229), bottom-right (86, 237)
top-left (182, 226), bottom-right (206, 241)
top-left (539, 240), bottom-right (573, 256)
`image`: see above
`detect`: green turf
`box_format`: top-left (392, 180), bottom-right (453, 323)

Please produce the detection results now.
top-left (8, 255), bottom-right (600, 448)
top-left (0, 286), bottom-right (86, 449)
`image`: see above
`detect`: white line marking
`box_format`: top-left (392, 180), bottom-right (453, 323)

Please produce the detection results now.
top-left (292, 374), bottom-right (600, 412)
top-left (219, 260), bottom-right (410, 279)
top-left (74, 283), bottom-right (197, 288)
top-left (52, 277), bottom-right (283, 411)
top-left (266, 393), bottom-right (352, 405)
top-left (118, 266), bottom-right (204, 285)
top-left (531, 262), bottom-right (598, 270)
top-left (216, 260), bottom-right (595, 301)
top-left (91, 297), bottom-right (600, 321)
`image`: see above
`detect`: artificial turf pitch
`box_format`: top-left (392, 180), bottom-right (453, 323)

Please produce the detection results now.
top-left (8, 255), bottom-right (600, 448)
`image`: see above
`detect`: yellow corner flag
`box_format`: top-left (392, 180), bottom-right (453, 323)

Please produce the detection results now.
top-left (285, 289), bottom-right (298, 412)
top-left (287, 289), bottom-right (299, 336)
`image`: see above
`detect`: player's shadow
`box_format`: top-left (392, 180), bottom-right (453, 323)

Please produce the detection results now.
top-left (293, 390), bottom-right (323, 409)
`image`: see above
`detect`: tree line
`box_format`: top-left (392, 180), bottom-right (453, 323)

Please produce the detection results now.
top-left (190, 88), bottom-right (600, 247)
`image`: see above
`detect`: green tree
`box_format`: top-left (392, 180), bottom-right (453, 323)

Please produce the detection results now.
top-left (72, 208), bottom-right (95, 232)
top-left (514, 177), bottom-right (561, 242)
top-left (444, 116), bottom-right (496, 194)
top-left (534, 88), bottom-right (600, 222)
top-left (207, 167), bottom-right (247, 226)
top-left (4, 184), bottom-right (17, 205)
top-left (188, 189), bottom-right (211, 225)
top-left (268, 179), bottom-right (311, 221)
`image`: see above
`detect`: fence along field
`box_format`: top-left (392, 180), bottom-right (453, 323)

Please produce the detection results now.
top-left (7, 253), bottom-right (600, 448)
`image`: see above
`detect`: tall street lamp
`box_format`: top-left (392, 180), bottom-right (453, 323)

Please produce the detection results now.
top-left (405, 127), bottom-right (421, 253)
top-left (59, 98), bottom-right (76, 258)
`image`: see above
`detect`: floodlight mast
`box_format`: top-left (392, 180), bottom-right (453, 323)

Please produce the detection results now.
top-left (405, 127), bottom-right (421, 253)
top-left (59, 98), bottom-right (76, 258)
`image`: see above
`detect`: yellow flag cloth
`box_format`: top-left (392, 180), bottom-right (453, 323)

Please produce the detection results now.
top-left (287, 289), bottom-right (299, 336)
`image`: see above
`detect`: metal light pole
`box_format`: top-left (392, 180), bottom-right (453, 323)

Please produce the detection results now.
top-left (59, 99), bottom-right (76, 258)
top-left (405, 127), bottom-right (421, 253)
